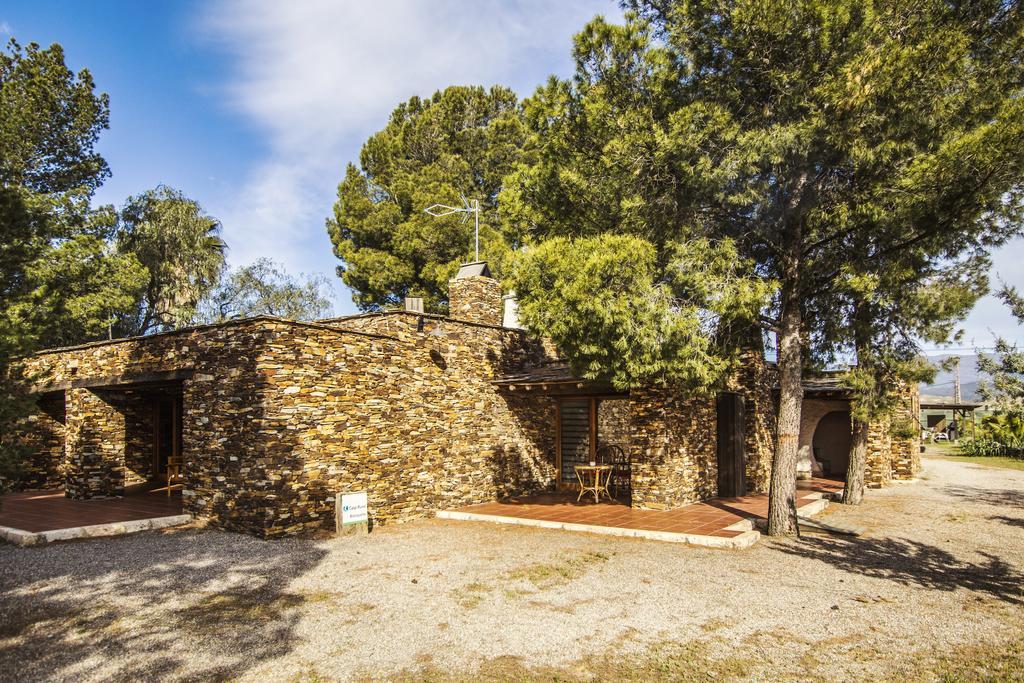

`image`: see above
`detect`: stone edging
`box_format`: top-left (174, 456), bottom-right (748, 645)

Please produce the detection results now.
top-left (435, 510), bottom-right (762, 549)
top-left (436, 494), bottom-right (834, 550)
top-left (0, 514), bottom-right (192, 546)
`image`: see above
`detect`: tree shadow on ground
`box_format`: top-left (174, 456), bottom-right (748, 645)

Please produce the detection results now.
top-left (769, 535), bottom-right (1024, 605)
top-left (990, 515), bottom-right (1024, 530)
top-left (0, 528), bottom-right (328, 680)
top-left (942, 484), bottom-right (1024, 507)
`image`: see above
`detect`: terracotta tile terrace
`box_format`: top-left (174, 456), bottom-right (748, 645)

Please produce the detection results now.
top-left (0, 488), bottom-right (184, 534)
top-left (439, 477), bottom-right (844, 548)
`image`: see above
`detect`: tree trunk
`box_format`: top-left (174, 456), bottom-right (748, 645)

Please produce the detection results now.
top-left (842, 418), bottom-right (869, 504)
top-left (767, 278), bottom-right (803, 537)
top-left (766, 172), bottom-right (809, 538)
top-left (842, 304), bottom-right (873, 505)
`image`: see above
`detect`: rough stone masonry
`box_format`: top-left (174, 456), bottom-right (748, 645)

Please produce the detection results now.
top-left (9, 267), bottom-right (919, 537)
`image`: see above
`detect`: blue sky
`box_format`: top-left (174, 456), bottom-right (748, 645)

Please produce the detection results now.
top-left (2, 0), bottom-right (1022, 350)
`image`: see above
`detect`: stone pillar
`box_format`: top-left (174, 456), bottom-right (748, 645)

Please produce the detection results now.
top-left (891, 384), bottom-right (921, 479)
top-left (865, 416), bottom-right (894, 488)
top-left (448, 264), bottom-right (503, 326)
top-left (64, 388), bottom-right (126, 498)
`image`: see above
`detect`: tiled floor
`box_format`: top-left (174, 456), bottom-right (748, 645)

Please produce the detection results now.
top-left (0, 488), bottom-right (184, 533)
top-left (448, 478), bottom-right (844, 539)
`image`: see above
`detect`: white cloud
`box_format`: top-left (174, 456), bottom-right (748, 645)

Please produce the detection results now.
top-left (198, 0), bottom-right (615, 314)
top-left (0, 21), bottom-right (12, 35)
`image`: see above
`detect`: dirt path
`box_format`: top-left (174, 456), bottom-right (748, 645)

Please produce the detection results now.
top-left (1, 456), bottom-right (1022, 681)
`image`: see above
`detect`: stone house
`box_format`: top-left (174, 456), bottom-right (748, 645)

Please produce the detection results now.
top-left (11, 263), bottom-right (920, 538)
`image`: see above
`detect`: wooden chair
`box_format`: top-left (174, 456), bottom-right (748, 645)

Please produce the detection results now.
top-left (166, 456), bottom-right (184, 496)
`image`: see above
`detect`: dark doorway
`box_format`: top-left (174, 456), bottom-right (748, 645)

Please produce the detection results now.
top-left (813, 410), bottom-right (852, 477)
top-left (717, 392), bottom-right (746, 497)
top-left (152, 396), bottom-right (182, 481)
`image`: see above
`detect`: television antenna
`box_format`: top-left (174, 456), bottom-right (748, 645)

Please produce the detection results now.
top-left (424, 194), bottom-right (481, 261)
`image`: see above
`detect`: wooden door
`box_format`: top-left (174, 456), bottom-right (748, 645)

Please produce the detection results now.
top-left (152, 396), bottom-right (182, 478)
top-left (716, 392), bottom-right (746, 497)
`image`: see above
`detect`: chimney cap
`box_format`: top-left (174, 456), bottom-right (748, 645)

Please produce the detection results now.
top-left (404, 296), bottom-right (424, 313)
top-left (455, 261), bottom-right (492, 279)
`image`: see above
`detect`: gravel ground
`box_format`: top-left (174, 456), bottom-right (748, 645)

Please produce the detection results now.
top-left (1, 456), bottom-right (1022, 682)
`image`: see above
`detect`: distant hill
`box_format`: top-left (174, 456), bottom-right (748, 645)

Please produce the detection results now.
top-left (920, 354), bottom-right (983, 402)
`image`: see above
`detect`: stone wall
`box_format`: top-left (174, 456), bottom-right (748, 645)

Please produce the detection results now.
top-left (122, 394), bottom-right (155, 486)
top-left (13, 392), bottom-right (66, 489)
top-left (63, 388), bottom-right (127, 498)
top-left (628, 387), bottom-right (718, 509)
top-left (798, 383), bottom-right (920, 487)
top-left (18, 319), bottom-right (312, 511)
top-left (597, 398), bottom-right (631, 453)
top-left (228, 315), bottom-right (557, 536)
top-left (729, 350), bottom-right (777, 494)
top-left (866, 416), bottom-right (894, 488)
top-left (17, 313), bottom-right (559, 537)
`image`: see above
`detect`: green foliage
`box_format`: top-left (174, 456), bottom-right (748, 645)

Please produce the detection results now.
top-left (1, 38), bottom-right (115, 352)
top-left (842, 354), bottom-right (934, 424)
top-left (328, 85), bottom-right (526, 312)
top-left (977, 285), bottom-right (1024, 418)
top-left (18, 209), bottom-right (148, 348)
top-left (196, 258), bottom-right (335, 323)
top-left (115, 185), bottom-right (226, 335)
top-left (508, 234), bottom-right (772, 389)
top-left (959, 413), bottom-right (1024, 458)
top-left (501, 2), bottom-right (1024, 395)
top-left (0, 38), bottom-right (117, 485)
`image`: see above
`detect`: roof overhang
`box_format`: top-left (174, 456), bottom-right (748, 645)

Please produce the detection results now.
top-left (920, 402), bottom-right (982, 411)
top-left (32, 368), bottom-right (194, 394)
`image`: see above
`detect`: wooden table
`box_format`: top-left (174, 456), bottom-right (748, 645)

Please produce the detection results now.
top-left (574, 464), bottom-right (613, 503)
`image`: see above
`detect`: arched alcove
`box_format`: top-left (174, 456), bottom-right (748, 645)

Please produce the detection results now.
top-left (812, 410), bottom-right (852, 478)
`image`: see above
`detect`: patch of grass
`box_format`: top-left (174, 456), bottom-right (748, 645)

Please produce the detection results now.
top-left (380, 638), bottom-right (755, 682)
top-left (903, 634), bottom-right (1024, 682)
top-left (362, 623), bottom-right (1024, 683)
top-left (930, 453), bottom-right (1024, 472)
top-left (506, 551), bottom-right (611, 591)
top-left (700, 617), bottom-right (732, 633)
top-left (450, 581), bottom-right (492, 609)
top-left (923, 442), bottom-right (961, 457)
top-left (943, 511), bottom-right (971, 523)
top-left (289, 665), bottom-right (333, 683)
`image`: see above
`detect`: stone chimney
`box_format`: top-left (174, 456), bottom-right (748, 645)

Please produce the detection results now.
top-left (448, 261), bottom-right (502, 326)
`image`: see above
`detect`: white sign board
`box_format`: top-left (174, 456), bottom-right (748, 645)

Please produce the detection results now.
top-left (340, 491), bottom-right (368, 525)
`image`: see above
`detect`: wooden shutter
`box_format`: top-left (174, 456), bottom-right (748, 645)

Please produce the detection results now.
top-left (559, 399), bottom-right (591, 484)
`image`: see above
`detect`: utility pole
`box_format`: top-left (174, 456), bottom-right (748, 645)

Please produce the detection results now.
top-left (953, 355), bottom-right (961, 404)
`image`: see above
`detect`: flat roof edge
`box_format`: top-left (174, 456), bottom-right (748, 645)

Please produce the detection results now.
top-left (25, 315), bottom-right (400, 358)
top-left (319, 310), bottom-right (527, 334)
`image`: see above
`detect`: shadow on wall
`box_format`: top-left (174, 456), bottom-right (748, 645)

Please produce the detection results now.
top-left (488, 443), bottom-right (553, 500)
top-left (0, 529), bottom-right (328, 679)
top-left (770, 535), bottom-right (1024, 605)
top-left (496, 394), bottom-right (558, 497)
